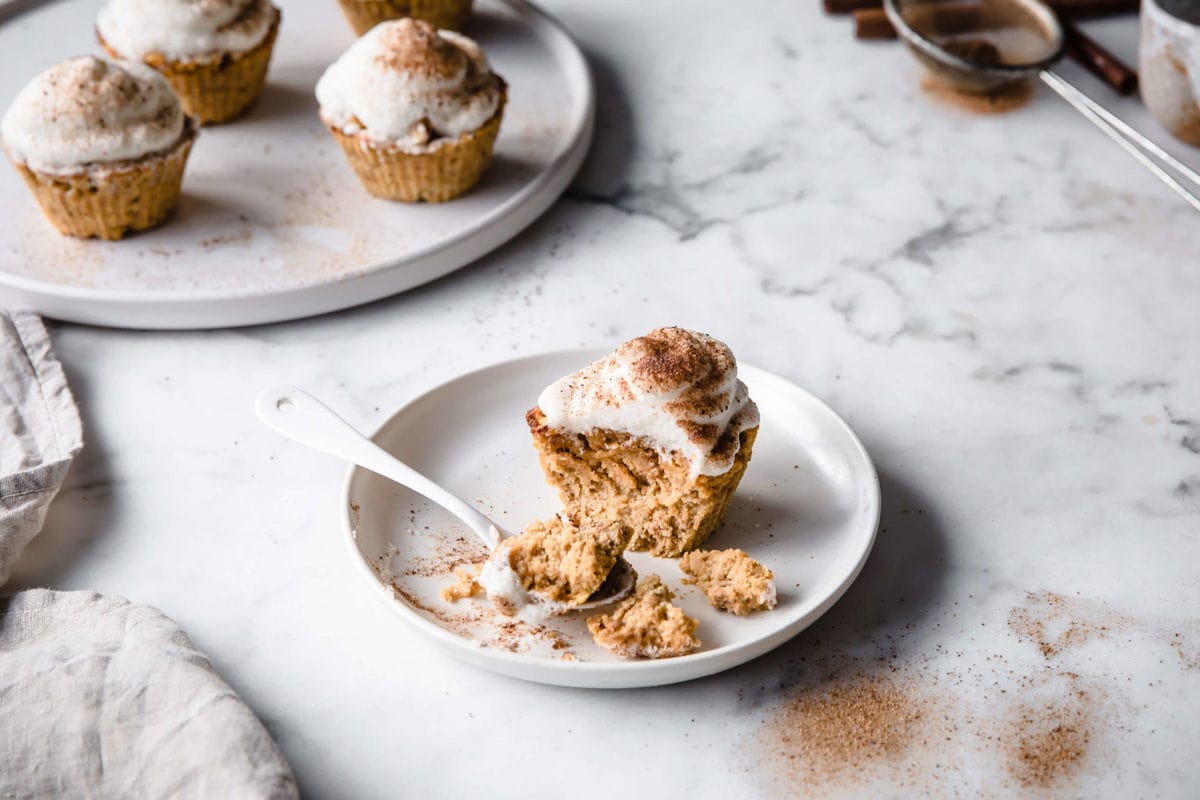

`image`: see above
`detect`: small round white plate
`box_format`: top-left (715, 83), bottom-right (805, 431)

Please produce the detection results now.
top-left (0, 0), bottom-right (592, 329)
top-left (343, 350), bottom-right (880, 689)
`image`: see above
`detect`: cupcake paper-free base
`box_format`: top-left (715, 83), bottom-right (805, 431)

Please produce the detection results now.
top-left (328, 97), bottom-right (504, 203)
top-left (1, 56), bottom-right (198, 240)
top-left (13, 128), bottom-right (196, 240)
top-left (315, 19), bottom-right (507, 203)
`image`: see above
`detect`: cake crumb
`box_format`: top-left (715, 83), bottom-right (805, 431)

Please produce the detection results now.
top-left (679, 548), bottom-right (777, 615)
top-left (587, 574), bottom-right (700, 659)
top-left (441, 563), bottom-right (484, 603)
top-left (505, 516), bottom-right (632, 605)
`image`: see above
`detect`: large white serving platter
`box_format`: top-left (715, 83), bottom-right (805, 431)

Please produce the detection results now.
top-left (0, 0), bottom-right (593, 329)
top-left (342, 351), bottom-right (881, 689)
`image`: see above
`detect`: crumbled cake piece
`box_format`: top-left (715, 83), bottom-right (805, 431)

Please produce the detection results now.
top-left (440, 563), bottom-right (484, 603)
top-left (587, 575), bottom-right (701, 659)
top-left (528, 327), bottom-right (759, 557)
top-left (500, 516), bottom-right (632, 607)
top-left (679, 548), bottom-right (777, 615)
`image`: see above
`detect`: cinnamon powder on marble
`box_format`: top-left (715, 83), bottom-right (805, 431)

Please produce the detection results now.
top-left (1007, 590), bottom-right (1122, 658)
top-left (921, 73), bottom-right (1033, 114)
top-left (1005, 681), bottom-right (1093, 788)
top-left (764, 671), bottom-right (930, 785)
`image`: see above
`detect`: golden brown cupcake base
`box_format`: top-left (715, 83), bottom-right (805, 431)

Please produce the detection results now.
top-left (327, 90), bottom-right (505, 203)
top-left (526, 407), bottom-right (757, 558)
top-left (337, 0), bottom-right (473, 35)
top-left (12, 122), bottom-right (197, 241)
top-left (99, 7), bottom-right (281, 125)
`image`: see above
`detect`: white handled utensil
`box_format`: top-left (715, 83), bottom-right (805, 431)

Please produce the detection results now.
top-left (254, 385), bottom-right (634, 610)
top-left (256, 385), bottom-right (501, 550)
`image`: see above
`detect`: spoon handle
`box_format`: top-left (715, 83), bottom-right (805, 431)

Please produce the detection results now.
top-left (255, 385), bottom-right (500, 550)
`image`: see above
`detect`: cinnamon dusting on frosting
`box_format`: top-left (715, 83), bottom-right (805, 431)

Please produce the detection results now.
top-left (373, 19), bottom-right (469, 80)
top-left (315, 18), bottom-right (503, 150)
top-left (1, 56), bottom-right (186, 172)
top-left (535, 327), bottom-right (760, 477)
top-left (96, 0), bottom-right (277, 61)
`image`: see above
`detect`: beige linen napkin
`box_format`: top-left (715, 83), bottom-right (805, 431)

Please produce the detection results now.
top-left (0, 589), bottom-right (299, 799)
top-left (0, 311), bottom-right (298, 798)
top-left (0, 310), bottom-right (82, 586)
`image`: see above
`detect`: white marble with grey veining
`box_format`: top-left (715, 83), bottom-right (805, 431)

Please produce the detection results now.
top-left (7, 0), bottom-right (1200, 796)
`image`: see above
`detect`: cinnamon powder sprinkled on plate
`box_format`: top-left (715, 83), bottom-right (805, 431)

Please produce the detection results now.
top-left (373, 544), bottom-right (577, 658)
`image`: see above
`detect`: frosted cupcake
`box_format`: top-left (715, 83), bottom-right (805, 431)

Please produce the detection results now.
top-left (337, 0), bottom-right (473, 36)
top-left (96, 0), bottom-right (281, 124)
top-left (315, 18), bottom-right (506, 202)
top-left (1, 57), bottom-right (198, 240)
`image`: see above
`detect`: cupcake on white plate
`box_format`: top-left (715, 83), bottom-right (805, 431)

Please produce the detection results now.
top-left (315, 18), bottom-right (506, 203)
top-left (1, 56), bottom-right (198, 240)
top-left (96, 0), bottom-right (281, 125)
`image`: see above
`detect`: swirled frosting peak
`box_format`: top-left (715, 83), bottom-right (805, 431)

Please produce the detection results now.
top-left (315, 18), bottom-right (503, 150)
top-left (1, 56), bottom-right (186, 172)
top-left (96, 0), bottom-right (277, 61)
top-left (537, 328), bottom-right (760, 477)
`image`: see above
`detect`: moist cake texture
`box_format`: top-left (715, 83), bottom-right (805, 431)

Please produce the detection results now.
top-left (679, 548), bottom-right (777, 615)
top-left (587, 574), bottom-right (701, 659)
top-left (479, 516), bottom-right (632, 614)
top-left (528, 327), bottom-right (759, 557)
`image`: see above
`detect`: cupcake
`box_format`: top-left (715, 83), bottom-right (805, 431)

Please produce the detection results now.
top-left (1, 56), bottom-right (198, 240)
top-left (315, 18), bottom-right (506, 203)
top-left (526, 328), bottom-right (760, 558)
top-left (337, 0), bottom-right (473, 36)
top-left (96, 0), bottom-right (281, 125)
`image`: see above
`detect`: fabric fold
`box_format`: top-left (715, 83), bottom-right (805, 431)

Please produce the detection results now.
top-left (0, 310), bottom-right (84, 587)
top-left (0, 589), bottom-right (299, 799)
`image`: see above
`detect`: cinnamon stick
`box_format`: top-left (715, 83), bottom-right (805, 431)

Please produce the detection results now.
top-left (854, 8), bottom-right (898, 38)
top-left (1048, 0), bottom-right (1140, 17)
top-left (847, 4), bottom-right (1140, 95)
top-left (852, 6), bottom-right (981, 39)
top-left (832, 0), bottom-right (1139, 16)
top-left (1062, 19), bottom-right (1138, 94)
top-left (826, 0), bottom-right (885, 12)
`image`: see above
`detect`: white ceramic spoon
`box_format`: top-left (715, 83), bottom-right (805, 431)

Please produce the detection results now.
top-left (255, 385), bottom-right (634, 611)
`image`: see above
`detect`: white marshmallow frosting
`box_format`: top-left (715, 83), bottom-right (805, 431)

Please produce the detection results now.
top-left (478, 541), bottom-right (557, 623)
top-left (315, 19), bottom-right (503, 151)
top-left (96, 0), bottom-right (276, 61)
top-left (537, 328), bottom-right (760, 478)
top-left (1, 56), bottom-right (187, 173)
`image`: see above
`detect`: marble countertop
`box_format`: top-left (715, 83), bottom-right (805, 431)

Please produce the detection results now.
top-left (8, 0), bottom-right (1200, 796)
